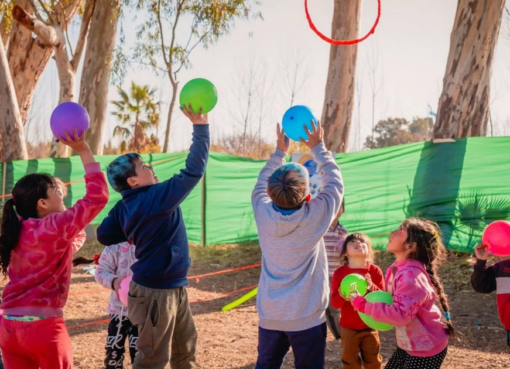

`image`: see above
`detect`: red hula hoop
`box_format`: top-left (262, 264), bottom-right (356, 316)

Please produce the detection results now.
top-left (305, 0), bottom-right (381, 45)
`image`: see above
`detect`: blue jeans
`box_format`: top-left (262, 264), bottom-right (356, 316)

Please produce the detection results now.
top-left (255, 323), bottom-right (327, 369)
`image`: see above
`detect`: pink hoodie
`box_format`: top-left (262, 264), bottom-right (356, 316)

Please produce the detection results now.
top-left (353, 259), bottom-right (448, 357)
top-left (0, 163), bottom-right (109, 318)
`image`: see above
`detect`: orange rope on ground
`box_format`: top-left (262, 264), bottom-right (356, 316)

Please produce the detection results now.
top-left (67, 318), bottom-right (111, 330)
top-left (69, 263), bottom-right (262, 296)
top-left (188, 284), bottom-right (258, 304)
top-left (188, 263), bottom-right (261, 282)
top-left (66, 284), bottom-right (258, 330)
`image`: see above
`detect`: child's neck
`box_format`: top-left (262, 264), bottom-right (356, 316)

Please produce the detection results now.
top-left (347, 257), bottom-right (367, 269)
top-left (394, 251), bottom-right (407, 262)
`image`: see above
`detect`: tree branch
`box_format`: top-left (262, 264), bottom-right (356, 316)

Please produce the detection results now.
top-left (156, 0), bottom-right (170, 68)
top-left (130, 59), bottom-right (168, 74)
top-left (70, 0), bottom-right (96, 69)
top-left (174, 30), bottom-right (210, 75)
top-left (27, 0), bottom-right (46, 22)
top-left (36, 0), bottom-right (55, 24)
top-left (12, 5), bottom-right (58, 46)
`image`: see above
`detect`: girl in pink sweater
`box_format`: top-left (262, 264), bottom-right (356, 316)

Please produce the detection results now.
top-left (350, 218), bottom-right (454, 368)
top-left (0, 130), bottom-right (109, 369)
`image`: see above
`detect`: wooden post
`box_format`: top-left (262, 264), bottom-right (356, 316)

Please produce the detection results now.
top-left (201, 171), bottom-right (207, 247)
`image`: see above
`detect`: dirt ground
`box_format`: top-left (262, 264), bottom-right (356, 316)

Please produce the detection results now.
top-left (3, 242), bottom-right (510, 368)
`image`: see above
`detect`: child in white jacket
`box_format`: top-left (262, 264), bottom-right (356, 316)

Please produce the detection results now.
top-left (95, 242), bottom-right (138, 369)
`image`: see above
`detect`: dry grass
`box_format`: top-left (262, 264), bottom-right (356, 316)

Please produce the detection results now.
top-left (2, 242), bottom-right (509, 368)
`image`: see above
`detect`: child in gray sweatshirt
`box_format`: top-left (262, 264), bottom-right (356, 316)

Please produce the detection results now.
top-left (252, 121), bottom-right (344, 369)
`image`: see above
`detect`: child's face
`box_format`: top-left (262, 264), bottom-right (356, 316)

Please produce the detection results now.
top-left (38, 185), bottom-right (66, 216)
top-left (386, 225), bottom-right (408, 254)
top-left (346, 238), bottom-right (369, 259)
top-left (129, 160), bottom-right (157, 188)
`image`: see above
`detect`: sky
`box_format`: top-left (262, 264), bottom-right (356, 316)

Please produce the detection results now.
top-left (27, 0), bottom-right (510, 152)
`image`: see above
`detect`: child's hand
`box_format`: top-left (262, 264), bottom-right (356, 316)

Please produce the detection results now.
top-left (181, 104), bottom-right (208, 125)
top-left (58, 129), bottom-right (89, 153)
top-left (276, 123), bottom-right (290, 154)
top-left (112, 276), bottom-right (125, 297)
top-left (349, 292), bottom-right (361, 304)
top-left (300, 120), bottom-right (323, 149)
top-left (365, 273), bottom-right (373, 290)
top-left (474, 244), bottom-right (489, 261)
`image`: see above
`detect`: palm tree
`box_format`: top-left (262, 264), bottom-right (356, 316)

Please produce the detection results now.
top-left (111, 82), bottom-right (160, 152)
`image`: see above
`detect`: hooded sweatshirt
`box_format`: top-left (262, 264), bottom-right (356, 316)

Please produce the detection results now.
top-left (252, 143), bottom-right (344, 331)
top-left (1, 163), bottom-right (108, 317)
top-left (353, 259), bottom-right (449, 357)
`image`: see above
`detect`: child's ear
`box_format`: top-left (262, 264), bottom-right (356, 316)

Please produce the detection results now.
top-left (127, 177), bottom-right (138, 188)
top-left (37, 198), bottom-right (49, 210)
top-left (305, 194), bottom-right (312, 202)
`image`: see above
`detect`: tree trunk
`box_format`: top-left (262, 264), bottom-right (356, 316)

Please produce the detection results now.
top-left (8, 0), bottom-right (80, 124)
top-left (80, 0), bottom-right (121, 155)
top-left (48, 27), bottom-right (77, 158)
top-left (12, 4), bottom-right (86, 158)
top-left (320, 0), bottom-right (361, 153)
top-left (0, 36), bottom-right (28, 161)
top-left (163, 75), bottom-right (178, 152)
top-left (434, 0), bottom-right (505, 138)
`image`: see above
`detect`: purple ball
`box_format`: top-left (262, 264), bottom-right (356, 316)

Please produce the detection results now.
top-left (50, 102), bottom-right (89, 140)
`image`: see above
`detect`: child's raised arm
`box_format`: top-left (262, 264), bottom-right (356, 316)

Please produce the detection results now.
top-left (252, 124), bottom-right (289, 210)
top-left (147, 105), bottom-right (210, 214)
top-left (303, 121), bottom-right (344, 229)
top-left (44, 130), bottom-right (109, 244)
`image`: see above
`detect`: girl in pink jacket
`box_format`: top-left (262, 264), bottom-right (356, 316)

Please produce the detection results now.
top-left (350, 218), bottom-right (454, 368)
top-left (0, 130), bottom-right (109, 369)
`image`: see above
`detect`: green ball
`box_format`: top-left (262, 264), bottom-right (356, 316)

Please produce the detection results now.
top-left (179, 78), bottom-right (218, 114)
top-left (358, 291), bottom-right (394, 331)
top-left (340, 273), bottom-right (368, 299)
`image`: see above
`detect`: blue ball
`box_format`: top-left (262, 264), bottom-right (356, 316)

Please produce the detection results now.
top-left (282, 105), bottom-right (317, 142)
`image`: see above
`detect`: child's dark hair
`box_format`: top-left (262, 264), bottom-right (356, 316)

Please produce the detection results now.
top-left (339, 233), bottom-right (375, 265)
top-left (402, 218), bottom-right (455, 337)
top-left (0, 173), bottom-right (56, 275)
top-left (268, 163), bottom-right (309, 209)
top-left (107, 153), bottom-right (141, 192)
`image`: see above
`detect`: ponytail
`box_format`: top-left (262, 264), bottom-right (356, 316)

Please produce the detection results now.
top-left (425, 264), bottom-right (455, 337)
top-left (0, 198), bottom-right (22, 276)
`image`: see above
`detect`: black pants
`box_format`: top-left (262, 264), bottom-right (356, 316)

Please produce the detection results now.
top-left (385, 347), bottom-right (447, 369)
top-left (105, 315), bottom-right (139, 369)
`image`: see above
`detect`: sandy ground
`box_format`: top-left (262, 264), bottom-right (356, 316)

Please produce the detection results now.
top-left (3, 243), bottom-right (510, 368)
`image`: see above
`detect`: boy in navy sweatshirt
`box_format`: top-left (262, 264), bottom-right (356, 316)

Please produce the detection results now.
top-left (97, 105), bottom-right (209, 369)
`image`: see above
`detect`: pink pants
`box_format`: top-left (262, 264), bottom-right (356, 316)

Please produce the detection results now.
top-left (0, 317), bottom-right (73, 369)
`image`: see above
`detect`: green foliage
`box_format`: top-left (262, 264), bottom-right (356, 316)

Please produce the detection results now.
top-left (365, 117), bottom-right (433, 149)
top-left (0, 1), bottom-right (14, 34)
top-left (132, 0), bottom-right (262, 76)
top-left (111, 82), bottom-right (160, 148)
